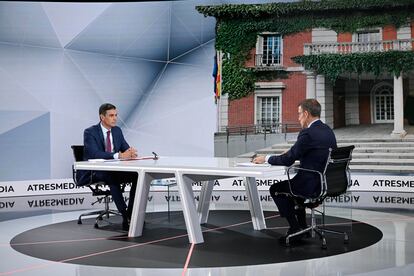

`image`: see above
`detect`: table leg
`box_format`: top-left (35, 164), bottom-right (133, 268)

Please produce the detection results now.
top-left (175, 172), bottom-right (204, 244)
top-left (197, 180), bottom-right (214, 224)
top-left (245, 177), bottom-right (266, 230)
top-left (129, 170), bottom-right (152, 237)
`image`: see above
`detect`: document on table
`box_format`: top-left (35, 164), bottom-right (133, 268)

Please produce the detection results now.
top-left (88, 155), bottom-right (158, 162)
top-left (87, 159), bottom-right (106, 162)
top-left (235, 162), bottom-right (271, 167)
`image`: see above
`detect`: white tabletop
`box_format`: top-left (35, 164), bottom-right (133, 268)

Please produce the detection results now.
top-left (74, 156), bottom-right (285, 178)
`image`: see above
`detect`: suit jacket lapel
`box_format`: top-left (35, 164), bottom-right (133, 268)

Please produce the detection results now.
top-left (95, 123), bottom-right (105, 151)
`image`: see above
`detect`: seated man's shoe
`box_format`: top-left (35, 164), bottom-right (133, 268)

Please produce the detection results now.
top-left (122, 219), bottom-right (129, 231)
top-left (279, 227), bottom-right (304, 244)
top-left (122, 216), bottom-right (130, 231)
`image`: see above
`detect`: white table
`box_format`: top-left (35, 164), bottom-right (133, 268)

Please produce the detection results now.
top-left (74, 156), bottom-right (285, 244)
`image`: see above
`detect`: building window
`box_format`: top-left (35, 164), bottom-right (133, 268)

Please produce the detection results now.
top-left (355, 29), bottom-right (381, 51)
top-left (372, 82), bottom-right (394, 123)
top-left (256, 34), bottom-right (282, 67)
top-left (257, 96), bottom-right (280, 125)
top-left (357, 30), bottom-right (380, 43)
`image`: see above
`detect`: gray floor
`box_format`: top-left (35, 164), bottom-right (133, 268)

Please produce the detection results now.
top-left (0, 191), bottom-right (413, 276)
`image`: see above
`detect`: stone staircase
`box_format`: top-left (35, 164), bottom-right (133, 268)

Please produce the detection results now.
top-left (241, 138), bottom-right (414, 174)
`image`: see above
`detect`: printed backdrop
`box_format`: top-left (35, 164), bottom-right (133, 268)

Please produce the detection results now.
top-left (0, 0), bottom-right (283, 182)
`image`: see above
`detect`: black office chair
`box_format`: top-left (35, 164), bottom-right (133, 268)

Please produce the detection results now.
top-left (284, 145), bottom-right (355, 248)
top-left (71, 145), bottom-right (125, 228)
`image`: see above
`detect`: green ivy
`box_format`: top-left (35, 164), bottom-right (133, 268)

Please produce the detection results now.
top-left (196, 0), bottom-right (414, 19)
top-left (292, 51), bottom-right (414, 83)
top-left (196, 0), bottom-right (414, 99)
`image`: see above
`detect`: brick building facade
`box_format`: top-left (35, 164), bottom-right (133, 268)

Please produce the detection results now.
top-left (217, 23), bottom-right (414, 137)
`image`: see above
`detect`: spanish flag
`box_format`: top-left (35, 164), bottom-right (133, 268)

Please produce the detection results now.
top-left (213, 52), bottom-right (222, 102)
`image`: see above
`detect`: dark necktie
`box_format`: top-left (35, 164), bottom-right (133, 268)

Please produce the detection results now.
top-left (106, 130), bottom-right (112, 153)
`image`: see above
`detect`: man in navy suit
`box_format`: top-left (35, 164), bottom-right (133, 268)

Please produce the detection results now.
top-left (77, 103), bottom-right (138, 230)
top-left (253, 99), bottom-right (337, 241)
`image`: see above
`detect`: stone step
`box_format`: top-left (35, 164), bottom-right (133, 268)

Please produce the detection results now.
top-left (350, 159), bottom-right (414, 165)
top-left (338, 142), bottom-right (414, 147)
top-left (352, 153), bottom-right (414, 159)
top-left (263, 147), bottom-right (414, 153)
top-left (349, 165), bottom-right (414, 174)
top-left (336, 138), bottom-right (414, 143)
top-left (287, 137), bottom-right (414, 144)
top-left (244, 138), bottom-right (414, 173)
top-left (276, 142), bottom-right (414, 148)
top-left (255, 150), bottom-right (414, 159)
top-left (353, 148), bottom-right (414, 153)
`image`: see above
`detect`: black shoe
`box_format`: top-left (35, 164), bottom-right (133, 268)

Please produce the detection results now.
top-left (279, 227), bottom-right (304, 244)
top-left (122, 214), bottom-right (130, 231)
top-left (122, 219), bottom-right (129, 231)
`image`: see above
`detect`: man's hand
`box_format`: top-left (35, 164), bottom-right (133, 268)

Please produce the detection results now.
top-left (252, 155), bottom-right (266, 164)
top-left (119, 147), bottom-right (138, 159)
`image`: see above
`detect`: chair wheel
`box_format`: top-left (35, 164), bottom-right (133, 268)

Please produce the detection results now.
top-left (94, 223), bottom-right (99, 229)
top-left (321, 238), bottom-right (327, 249)
top-left (285, 239), bottom-right (290, 247)
top-left (77, 219), bottom-right (82, 224)
top-left (344, 233), bottom-right (349, 244)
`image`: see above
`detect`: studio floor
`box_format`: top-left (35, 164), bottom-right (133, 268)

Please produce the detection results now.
top-left (0, 191), bottom-right (413, 276)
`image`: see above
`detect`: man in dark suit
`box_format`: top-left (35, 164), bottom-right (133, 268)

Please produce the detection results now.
top-left (77, 103), bottom-right (138, 230)
top-left (253, 99), bottom-right (337, 241)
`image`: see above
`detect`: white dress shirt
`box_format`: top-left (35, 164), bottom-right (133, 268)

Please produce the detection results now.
top-left (100, 123), bottom-right (119, 159)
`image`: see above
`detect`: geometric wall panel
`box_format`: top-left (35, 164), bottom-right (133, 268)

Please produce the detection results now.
top-left (66, 2), bottom-right (171, 61)
top-left (125, 41), bottom-right (216, 157)
top-left (0, 2), bottom-right (60, 48)
top-left (0, 113), bottom-right (50, 181)
top-left (42, 3), bottom-right (110, 48)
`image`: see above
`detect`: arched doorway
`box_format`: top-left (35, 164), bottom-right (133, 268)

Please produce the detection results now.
top-left (371, 82), bottom-right (394, 123)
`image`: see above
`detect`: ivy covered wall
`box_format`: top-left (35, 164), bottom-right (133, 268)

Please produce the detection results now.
top-left (197, 0), bottom-right (414, 100)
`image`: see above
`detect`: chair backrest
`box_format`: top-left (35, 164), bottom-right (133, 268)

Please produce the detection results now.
top-left (323, 145), bottom-right (355, 197)
top-left (71, 145), bottom-right (84, 162)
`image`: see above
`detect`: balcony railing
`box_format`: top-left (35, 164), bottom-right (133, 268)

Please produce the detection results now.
top-left (304, 39), bottom-right (414, 55)
top-left (218, 122), bottom-right (301, 136)
top-left (255, 54), bottom-right (283, 68)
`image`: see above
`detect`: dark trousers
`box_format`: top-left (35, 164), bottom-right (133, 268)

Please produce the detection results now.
top-left (269, 180), bottom-right (297, 217)
top-left (269, 180), bottom-right (307, 229)
top-left (94, 171), bottom-right (138, 217)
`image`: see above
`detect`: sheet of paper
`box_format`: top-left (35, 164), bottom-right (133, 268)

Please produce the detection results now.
top-left (105, 155), bottom-right (157, 162)
top-left (235, 162), bottom-right (271, 167)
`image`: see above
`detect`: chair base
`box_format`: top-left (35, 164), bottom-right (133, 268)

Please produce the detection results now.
top-left (78, 209), bottom-right (122, 228)
top-left (285, 210), bottom-right (350, 248)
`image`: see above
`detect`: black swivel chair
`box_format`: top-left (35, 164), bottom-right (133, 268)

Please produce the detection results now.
top-left (71, 145), bottom-right (125, 228)
top-left (284, 145), bottom-right (355, 248)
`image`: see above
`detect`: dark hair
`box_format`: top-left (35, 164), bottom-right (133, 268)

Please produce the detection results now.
top-left (99, 103), bottom-right (116, 116)
top-left (298, 99), bottom-right (321, 117)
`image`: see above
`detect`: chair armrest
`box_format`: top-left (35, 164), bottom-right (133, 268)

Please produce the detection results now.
top-left (286, 165), bottom-right (324, 198)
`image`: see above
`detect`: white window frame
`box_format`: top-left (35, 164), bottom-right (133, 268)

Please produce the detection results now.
top-left (370, 82), bottom-right (394, 123)
top-left (352, 28), bottom-right (382, 42)
top-left (256, 32), bottom-right (283, 66)
top-left (254, 85), bottom-right (283, 125)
